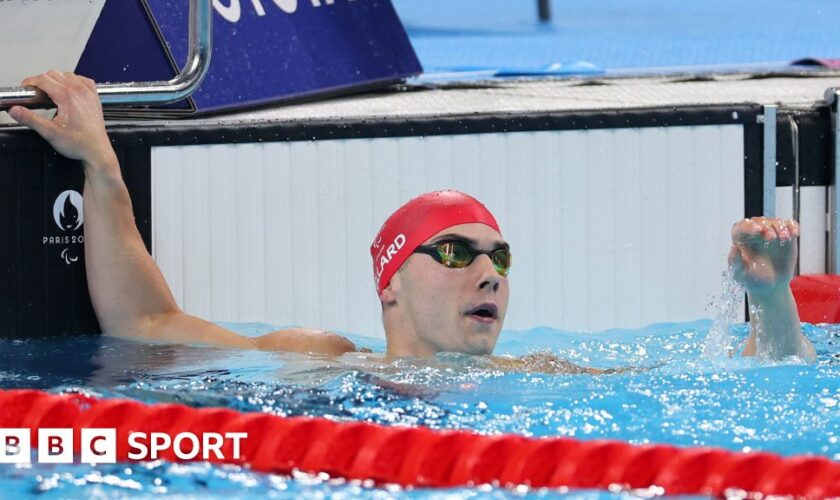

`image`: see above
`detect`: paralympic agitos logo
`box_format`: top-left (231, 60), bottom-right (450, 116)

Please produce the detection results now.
top-left (42, 190), bottom-right (85, 265)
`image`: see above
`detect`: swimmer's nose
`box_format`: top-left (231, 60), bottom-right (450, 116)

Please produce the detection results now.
top-left (475, 255), bottom-right (501, 292)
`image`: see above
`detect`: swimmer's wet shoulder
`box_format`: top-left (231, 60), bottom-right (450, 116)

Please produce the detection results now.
top-left (253, 328), bottom-right (357, 356)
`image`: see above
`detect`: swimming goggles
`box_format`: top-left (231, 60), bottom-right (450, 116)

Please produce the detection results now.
top-left (413, 240), bottom-right (511, 276)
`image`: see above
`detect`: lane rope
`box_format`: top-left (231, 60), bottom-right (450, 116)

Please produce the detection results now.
top-left (791, 274), bottom-right (840, 323)
top-left (0, 389), bottom-right (837, 496)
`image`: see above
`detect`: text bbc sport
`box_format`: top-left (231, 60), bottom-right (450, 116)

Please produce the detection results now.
top-left (0, 429), bottom-right (247, 464)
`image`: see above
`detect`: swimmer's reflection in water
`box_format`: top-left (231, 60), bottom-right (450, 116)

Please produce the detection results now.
top-left (0, 335), bottom-right (227, 390)
top-left (8, 71), bottom-right (816, 373)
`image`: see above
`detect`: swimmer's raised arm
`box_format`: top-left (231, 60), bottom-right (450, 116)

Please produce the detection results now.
top-left (10, 71), bottom-right (354, 356)
top-left (729, 217), bottom-right (815, 361)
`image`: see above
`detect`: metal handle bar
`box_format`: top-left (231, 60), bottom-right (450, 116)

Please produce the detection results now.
top-left (0, 0), bottom-right (212, 110)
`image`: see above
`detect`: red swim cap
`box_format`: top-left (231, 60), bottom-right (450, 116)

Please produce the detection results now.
top-left (370, 190), bottom-right (501, 295)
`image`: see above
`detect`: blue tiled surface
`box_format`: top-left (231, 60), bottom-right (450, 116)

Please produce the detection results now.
top-left (393, 0), bottom-right (840, 74)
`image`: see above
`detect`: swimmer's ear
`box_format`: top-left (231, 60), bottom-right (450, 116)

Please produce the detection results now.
top-left (379, 275), bottom-right (400, 304)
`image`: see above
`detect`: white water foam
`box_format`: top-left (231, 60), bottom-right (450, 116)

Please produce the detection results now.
top-left (702, 267), bottom-right (744, 358)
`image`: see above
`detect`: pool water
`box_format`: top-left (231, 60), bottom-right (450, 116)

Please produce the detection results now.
top-left (0, 320), bottom-right (837, 498)
top-left (394, 0), bottom-right (840, 74)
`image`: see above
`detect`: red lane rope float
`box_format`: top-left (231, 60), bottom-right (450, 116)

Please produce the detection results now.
top-left (791, 274), bottom-right (840, 323)
top-left (1, 389), bottom-right (838, 497)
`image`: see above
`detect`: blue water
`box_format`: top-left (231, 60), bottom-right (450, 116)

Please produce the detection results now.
top-left (0, 320), bottom-right (837, 498)
top-left (393, 0), bottom-right (840, 75)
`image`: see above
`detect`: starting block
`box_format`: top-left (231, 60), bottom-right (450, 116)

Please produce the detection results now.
top-left (76, 0), bottom-right (422, 116)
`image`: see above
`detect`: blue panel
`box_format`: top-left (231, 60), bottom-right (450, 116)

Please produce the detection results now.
top-left (76, 0), bottom-right (191, 111)
top-left (145, 0), bottom-right (422, 113)
top-left (77, 0), bottom-right (172, 82)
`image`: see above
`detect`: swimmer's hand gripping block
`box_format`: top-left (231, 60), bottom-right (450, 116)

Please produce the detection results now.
top-left (2, 389), bottom-right (837, 497)
top-left (76, 0), bottom-right (421, 117)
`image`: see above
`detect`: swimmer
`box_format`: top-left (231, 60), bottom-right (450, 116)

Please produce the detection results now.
top-left (729, 217), bottom-right (816, 361)
top-left (9, 72), bottom-right (814, 369)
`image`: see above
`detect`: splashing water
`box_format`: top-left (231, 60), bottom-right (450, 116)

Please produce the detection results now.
top-left (703, 267), bottom-right (744, 357)
top-left (0, 318), bottom-right (838, 498)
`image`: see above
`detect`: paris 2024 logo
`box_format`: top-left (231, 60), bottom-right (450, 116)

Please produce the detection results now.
top-left (43, 190), bottom-right (85, 265)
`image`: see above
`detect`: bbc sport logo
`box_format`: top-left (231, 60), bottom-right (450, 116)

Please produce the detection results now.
top-left (0, 429), bottom-right (247, 465)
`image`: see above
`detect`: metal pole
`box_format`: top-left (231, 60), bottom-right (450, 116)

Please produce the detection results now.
top-left (827, 88), bottom-right (840, 273)
top-left (0, 0), bottom-right (213, 109)
top-left (790, 115), bottom-right (801, 275)
top-left (538, 0), bottom-right (551, 22)
top-left (762, 105), bottom-right (777, 217)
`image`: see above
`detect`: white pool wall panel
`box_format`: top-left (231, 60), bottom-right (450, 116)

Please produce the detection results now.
top-left (798, 186), bottom-right (827, 274)
top-left (775, 186), bottom-right (794, 220)
top-left (151, 125), bottom-right (745, 338)
top-left (775, 185), bottom-right (827, 273)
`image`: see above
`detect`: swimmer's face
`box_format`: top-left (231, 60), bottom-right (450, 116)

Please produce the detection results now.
top-left (388, 223), bottom-right (509, 356)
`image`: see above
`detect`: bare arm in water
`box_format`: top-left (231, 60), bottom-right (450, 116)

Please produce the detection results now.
top-left (10, 71), bottom-right (355, 356)
top-left (729, 217), bottom-right (816, 361)
top-left (490, 353), bottom-right (618, 374)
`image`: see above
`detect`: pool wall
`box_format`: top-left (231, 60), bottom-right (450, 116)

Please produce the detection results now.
top-left (0, 78), bottom-right (836, 338)
top-left (150, 119), bottom-right (746, 337)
